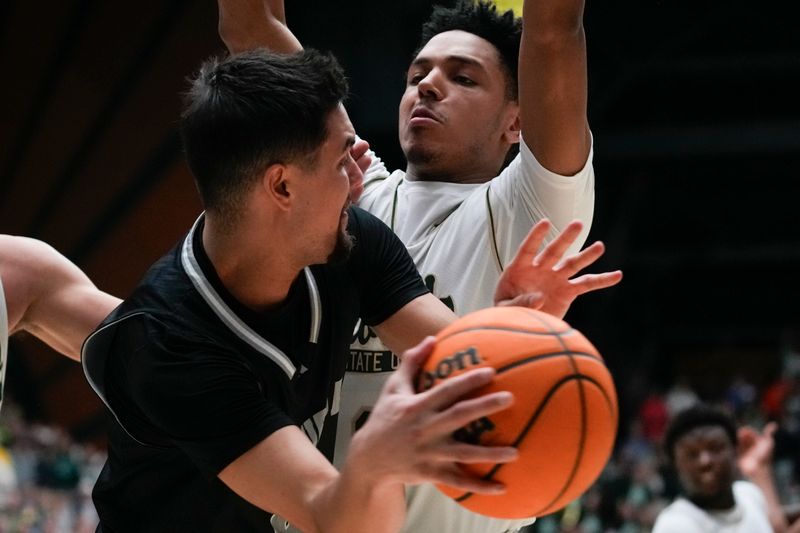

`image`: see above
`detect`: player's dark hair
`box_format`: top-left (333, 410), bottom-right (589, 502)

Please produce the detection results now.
top-left (417, 0), bottom-right (522, 101)
top-left (180, 49), bottom-right (348, 221)
top-left (664, 404), bottom-right (738, 462)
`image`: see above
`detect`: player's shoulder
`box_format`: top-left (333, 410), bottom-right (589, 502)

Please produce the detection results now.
top-left (734, 479), bottom-right (762, 494)
top-left (733, 479), bottom-right (767, 505)
top-left (346, 205), bottom-right (392, 237)
top-left (86, 305), bottom-right (232, 378)
top-left (359, 169), bottom-right (405, 206)
top-left (653, 498), bottom-right (703, 532)
top-left (104, 245), bottom-right (216, 344)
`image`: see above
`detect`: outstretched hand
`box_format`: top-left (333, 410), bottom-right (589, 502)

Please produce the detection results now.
top-left (346, 138), bottom-right (371, 203)
top-left (738, 422), bottom-right (778, 478)
top-left (493, 219), bottom-right (622, 319)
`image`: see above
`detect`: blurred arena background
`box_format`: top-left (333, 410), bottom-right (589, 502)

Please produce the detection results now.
top-left (0, 0), bottom-right (797, 530)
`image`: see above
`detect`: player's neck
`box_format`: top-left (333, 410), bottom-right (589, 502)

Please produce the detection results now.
top-left (687, 488), bottom-right (736, 511)
top-left (202, 216), bottom-right (300, 312)
top-left (405, 162), bottom-right (498, 184)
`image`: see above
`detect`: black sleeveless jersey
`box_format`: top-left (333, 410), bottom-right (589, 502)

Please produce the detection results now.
top-left (83, 207), bottom-right (427, 532)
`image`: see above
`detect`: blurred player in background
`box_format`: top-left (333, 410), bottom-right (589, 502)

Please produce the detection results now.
top-left (654, 404), bottom-right (800, 533)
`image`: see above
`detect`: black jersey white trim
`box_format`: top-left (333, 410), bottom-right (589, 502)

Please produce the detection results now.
top-left (82, 312), bottom-right (168, 448)
top-left (304, 268), bottom-right (321, 344)
top-left (181, 216), bottom-right (301, 378)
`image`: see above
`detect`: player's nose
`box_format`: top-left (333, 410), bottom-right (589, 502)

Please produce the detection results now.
top-left (418, 71), bottom-right (444, 100)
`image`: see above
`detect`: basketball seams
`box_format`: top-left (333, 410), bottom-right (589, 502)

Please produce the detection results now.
top-left (495, 351), bottom-right (602, 374)
top-left (452, 374), bottom-right (613, 511)
top-left (518, 307), bottom-right (568, 331)
top-left (428, 308), bottom-right (617, 519)
top-left (437, 327), bottom-right (602, 363)
top-left (526, 310), bottom-right (590, 516)
top-left (438, 325), bottom-right (574, 343)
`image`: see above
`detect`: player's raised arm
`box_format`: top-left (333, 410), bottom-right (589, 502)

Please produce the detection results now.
top-left (0, 235), bottom-right (120, 361)
top-left (218, 0), bottom-right (302, 55)
top-left (738, 423), bottom-right (791, 533)
top-left (519, 0), bottom-right (591, 175)
top-left (219, 337), bottom-right (516, 533)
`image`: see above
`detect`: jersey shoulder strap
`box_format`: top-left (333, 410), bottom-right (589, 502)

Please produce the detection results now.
top-left (0, 277), bottom-right (9, 410)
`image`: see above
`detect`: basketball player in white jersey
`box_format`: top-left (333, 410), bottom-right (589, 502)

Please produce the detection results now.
top-left (0, 235), bottom-right (120, 408)
top-left (219, 1), bottom-right (617, 530)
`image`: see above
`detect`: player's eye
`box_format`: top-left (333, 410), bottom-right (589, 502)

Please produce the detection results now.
top-left (455, 75), bottom-right (475, 86)
top-left (407, 73), bottom-right (425, 86)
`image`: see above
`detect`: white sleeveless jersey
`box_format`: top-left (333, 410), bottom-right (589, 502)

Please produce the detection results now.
top-left (0, 276), bottom-right (9, 411)
top-left (336, 138), bottom-right (595, 533)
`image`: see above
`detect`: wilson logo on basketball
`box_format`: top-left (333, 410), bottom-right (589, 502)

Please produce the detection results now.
top-left (417, 347), bottom-right (483, 391)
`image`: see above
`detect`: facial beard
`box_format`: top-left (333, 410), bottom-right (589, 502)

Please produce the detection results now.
top-left (326, 216), bottom-right (355, 265)
top-left (405, 143), bottom-right (438, 168)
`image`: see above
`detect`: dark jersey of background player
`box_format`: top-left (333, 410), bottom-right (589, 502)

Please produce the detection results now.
top-left (83, 207), bottom-right (427, 532)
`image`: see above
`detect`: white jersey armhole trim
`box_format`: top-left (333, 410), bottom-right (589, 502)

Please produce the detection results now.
top-left (484, 185), bottom-right (504, 273)
top-left (0, 277), bottom-right (8, 411)
top-left (82, 312), bottom-right (167, 448)
top-left (518, 132), bottom-right (595, 183)
top-left (181, 215), bottom-right (298, 378)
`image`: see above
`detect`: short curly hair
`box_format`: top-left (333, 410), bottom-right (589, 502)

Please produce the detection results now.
top-left (416, 1), bottom-right (522, 100)
top-left (663, 404), bottom-right (738, 463)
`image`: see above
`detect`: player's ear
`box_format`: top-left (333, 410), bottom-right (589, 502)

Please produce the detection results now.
top-left (503, 112), bottom-right (521, 145)
top-left (262, 163), bottom-right (292, 211)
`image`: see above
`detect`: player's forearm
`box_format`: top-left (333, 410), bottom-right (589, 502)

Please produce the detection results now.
top-left (519, 0), bottom-right (590, 175)
top-left (308, 459), bottom-right (405, 533)
top-left (524, 0), bottom-right (585, 38)
top-left (373, 294), bottom-right (456, 356)
top-left (218, 0), bottom-right (301, 54)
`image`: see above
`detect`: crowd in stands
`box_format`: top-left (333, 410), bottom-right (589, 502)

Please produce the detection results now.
top-left (0, 402), bottom-right (102, 532)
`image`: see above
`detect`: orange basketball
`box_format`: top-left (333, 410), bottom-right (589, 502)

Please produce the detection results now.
top-left (417, 306), bottom-right (618, 519)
